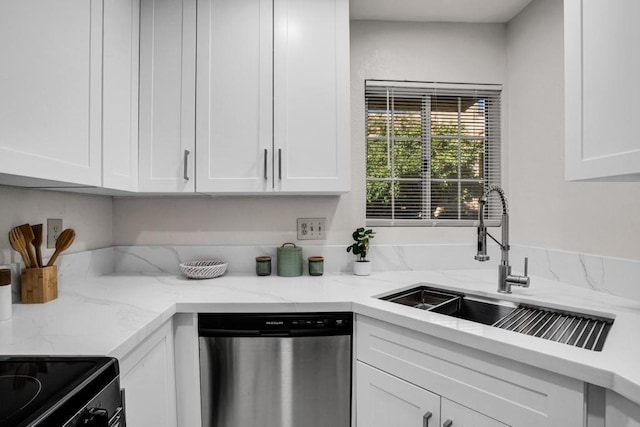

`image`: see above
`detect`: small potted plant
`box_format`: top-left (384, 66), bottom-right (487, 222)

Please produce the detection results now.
top-left (346, 227), bottom-right (375, 276)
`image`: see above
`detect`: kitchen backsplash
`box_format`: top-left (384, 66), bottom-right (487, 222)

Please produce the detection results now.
top-left (511, 245), bottom-right (640, 302)
top-left (4, 244), bottom-right (639, 303)
top-left (113, 244), bottom-right (640, 302)
top-left (113, 244), bottom-right (500, 276)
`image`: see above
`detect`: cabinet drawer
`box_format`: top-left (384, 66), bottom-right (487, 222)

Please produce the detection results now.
top-left (356, 315), bottom-right (584, 427)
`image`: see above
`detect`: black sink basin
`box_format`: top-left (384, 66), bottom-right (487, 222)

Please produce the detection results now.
top-left (430, 297), bottom-right (517, 326)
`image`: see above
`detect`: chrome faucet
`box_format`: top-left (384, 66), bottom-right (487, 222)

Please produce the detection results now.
top-left (474, 186), bottom-right (530, 294)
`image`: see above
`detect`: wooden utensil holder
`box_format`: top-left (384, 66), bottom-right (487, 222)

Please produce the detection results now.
top-left (21, 266), bottom-right (58, 303)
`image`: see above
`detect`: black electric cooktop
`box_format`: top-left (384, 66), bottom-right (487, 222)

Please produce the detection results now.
top-left (0, 356), bottom-right (118, 427)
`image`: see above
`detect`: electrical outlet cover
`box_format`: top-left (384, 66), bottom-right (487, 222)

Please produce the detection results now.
top-left (47, 218), bottom-right (63, 249)
top-left (297, 218), bottom-right (326, 240)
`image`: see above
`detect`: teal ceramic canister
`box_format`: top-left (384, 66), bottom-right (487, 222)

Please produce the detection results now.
top-left (277, 243), bottom-right (303, 277)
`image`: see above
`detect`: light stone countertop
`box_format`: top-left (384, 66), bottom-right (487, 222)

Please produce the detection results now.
top-left (1, 269), bottom-right (639, 405)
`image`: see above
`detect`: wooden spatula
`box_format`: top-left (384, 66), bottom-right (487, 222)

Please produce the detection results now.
top-left (17, 224), bottom-right (38, 268)
top-left (31, 224), bottom-right (43, 268)
top-left (47, 228), bottom-right (75, 267)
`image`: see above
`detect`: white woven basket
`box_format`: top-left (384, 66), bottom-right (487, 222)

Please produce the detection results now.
top-left (179, 259), bottom-right (228, 279)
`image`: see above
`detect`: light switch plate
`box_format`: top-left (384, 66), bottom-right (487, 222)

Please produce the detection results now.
top-left (297, 218), bottom-right (326, 240)
top-left (47, 218), bottom-right (63, 249)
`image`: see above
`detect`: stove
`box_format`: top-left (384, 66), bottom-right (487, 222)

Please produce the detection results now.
top-left (0, 356), bottom-right (125, 427)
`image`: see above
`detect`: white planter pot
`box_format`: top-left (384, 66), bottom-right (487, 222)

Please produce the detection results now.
top-left (353, 260), bottom-right (371, 276)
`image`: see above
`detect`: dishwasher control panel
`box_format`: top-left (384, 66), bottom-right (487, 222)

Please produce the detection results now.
top-left (198, 312), bottom-right (353, 337)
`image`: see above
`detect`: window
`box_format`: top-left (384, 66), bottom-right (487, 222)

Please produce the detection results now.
top-left (365, 81), bottom-right (502, 226)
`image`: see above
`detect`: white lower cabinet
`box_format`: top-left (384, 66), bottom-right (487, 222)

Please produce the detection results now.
top-left (355, 315), bottom-right (585, 427)
top-left (357, 362), bottom-right (441, 427)
top-left (441, 399), bottom-right (508, 427)
top-left (119, 319), bottom-right (177, 427)
top-left (606, 390), bottom-right (640, 427)
top-left (357, 362), bottom-right (507, 427)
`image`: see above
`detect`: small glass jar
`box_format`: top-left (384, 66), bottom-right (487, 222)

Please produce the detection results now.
top-left (255, 256), bottom-right (272, 276)
top-left (308, 256), bottom-right (324, 276)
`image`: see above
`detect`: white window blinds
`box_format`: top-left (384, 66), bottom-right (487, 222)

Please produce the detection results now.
top-left (365, 81), bottom-right (502, 226)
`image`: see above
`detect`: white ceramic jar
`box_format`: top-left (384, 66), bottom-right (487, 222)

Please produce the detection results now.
top-left (0, 269), bottom-right (11, 321)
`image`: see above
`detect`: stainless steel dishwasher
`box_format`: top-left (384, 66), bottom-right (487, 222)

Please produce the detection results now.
top-left (198, 312), bottom-right (352, 427)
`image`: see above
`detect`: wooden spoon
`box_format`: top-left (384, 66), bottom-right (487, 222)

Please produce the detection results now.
top-left (31, 224), bottom-right (43, 268)
top-left (18, 223), bottom-right (38, 268)
top-left (46, 228), bottom-right (75, 267)
top-left (8, 227), bottom-right (32, 268)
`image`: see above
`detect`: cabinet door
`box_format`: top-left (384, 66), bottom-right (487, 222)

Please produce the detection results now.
top-left (195, 0), bottom-right (273, 193)
top-left (565, 0), bottom-right (640, 181)
top-left (102, 0), bottom-right (139, 191)
top-left (120, 320), bottom-right (177, 427)
top-left (606, 390), bottom-right (640, 427)
top-left (273, 0), bottom-right (350, 194)
top-left (357, 362), bottom-right (440, 427)
top-left (441, 399), bottom-right (509, 427)
top-left (139, 0), bottom-right (196, 192)
top-left (0, 0), bottom-right (102, 186)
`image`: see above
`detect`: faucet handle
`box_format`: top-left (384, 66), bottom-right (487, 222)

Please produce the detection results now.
top-left (510, 257), bottom-right (530, 288)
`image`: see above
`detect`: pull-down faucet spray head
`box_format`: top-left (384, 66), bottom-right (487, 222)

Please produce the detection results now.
top-left (474, 196), bottom-right (490, 261)
top-left (475, 186), bottom-right (506, 261)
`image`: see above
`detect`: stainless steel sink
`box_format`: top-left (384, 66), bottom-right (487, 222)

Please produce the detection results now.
top-left (379, 286), bottom-right (462, 311)
top-left (430, 297), bottom-right (518, 326)
top-left (379, 284), bottom-right (614, 351)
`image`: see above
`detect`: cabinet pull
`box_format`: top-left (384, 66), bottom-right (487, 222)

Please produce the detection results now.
top-left (443, 420), bottom-right (453, 427)
top-left (278, 148), bottom-right (282, 180)
top-left (183, 149), bottom-right (190, 181)
top-left (264, 149), bottom-right (268, 180)
top-left (423, 411), bottom-right (432, 427)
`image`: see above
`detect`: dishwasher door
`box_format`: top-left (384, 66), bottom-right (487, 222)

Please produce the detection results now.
top-left (199, 314), bottom-right (352, 427)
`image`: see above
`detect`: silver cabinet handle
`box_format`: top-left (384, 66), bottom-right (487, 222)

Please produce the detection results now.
top-left (183, 149), bottom-right (190, 181)
top-left (278, 148), bottom-right (282, 180)
top-left (423, 411), bottom-right (432, 427)
top-left (264, 149), bottom-right (268, 180)
top-left (443, 420), bottom-right (453, 427)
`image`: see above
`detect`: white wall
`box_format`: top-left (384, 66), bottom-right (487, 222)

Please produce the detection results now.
top-left (5, 2), bottom-right (638, 263)
top-left (506, 0), bottom-right (640, 261)
top-left (0, 185), bottom-right (112, 262)
top-left (350, 21), bottom-right (507, 244)
top-left (112, 21), bottom-right (508, 247)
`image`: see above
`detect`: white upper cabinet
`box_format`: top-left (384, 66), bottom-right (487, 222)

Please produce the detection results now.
top-left (196, 0), bottom-right (350, 194)
top-left (565, 0), bottom-right (640, 181)
top-left (139, 0), bottom-right (196, 193)
top-left (273, 0), bottom-right (351, 194)
top-left (2, 0), bottom-right (349, 194)
top-left (195, 0), bottom-right (273, 193)
top-left (102, 0), bottom-right (140, 192)
top-left (0, 0), bottom-right (103, 187)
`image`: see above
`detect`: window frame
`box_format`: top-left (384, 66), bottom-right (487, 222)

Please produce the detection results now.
top-left (365, 80), bottom-right (502, 227)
